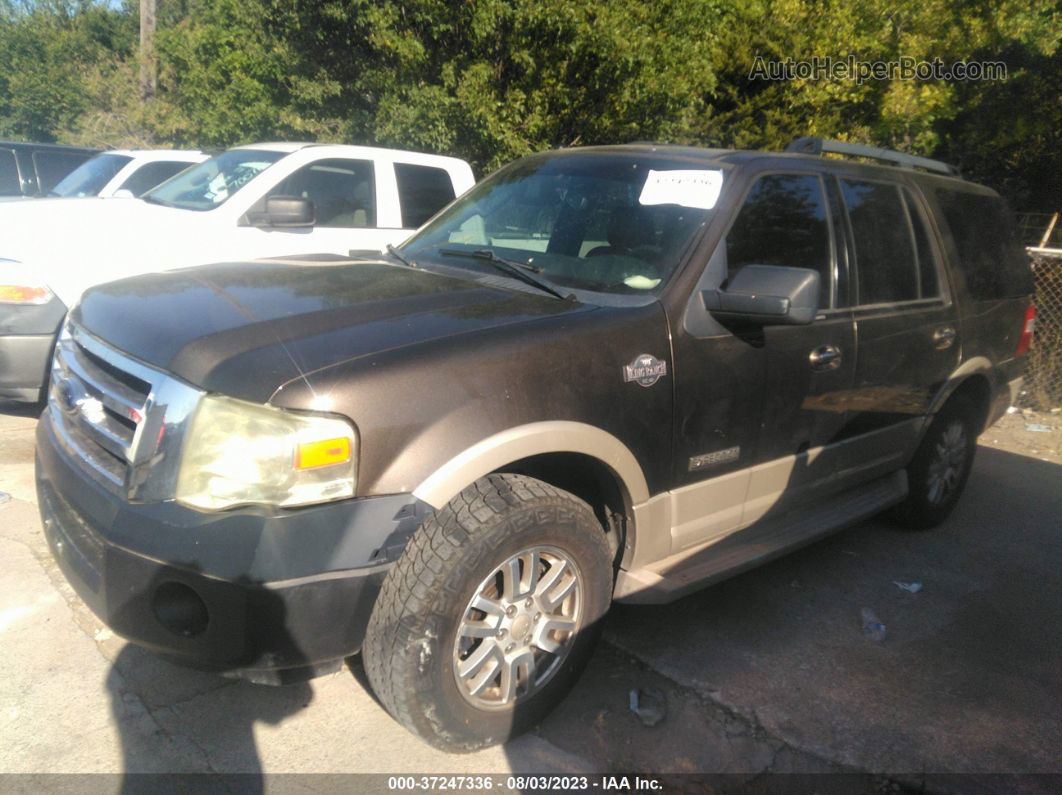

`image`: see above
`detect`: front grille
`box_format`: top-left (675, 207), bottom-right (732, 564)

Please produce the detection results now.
top-left (49, 326), bottom-right (154, 492)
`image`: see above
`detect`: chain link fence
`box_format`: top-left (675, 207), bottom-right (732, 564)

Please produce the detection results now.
top-left (1025, 250), bottom-right (1062, 409)
top-left (1015, 212), bottom-right (1061, 409)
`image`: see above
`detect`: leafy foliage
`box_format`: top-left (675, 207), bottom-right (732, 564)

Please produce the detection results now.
top-left (0, 0), bottom-right (1057, 208)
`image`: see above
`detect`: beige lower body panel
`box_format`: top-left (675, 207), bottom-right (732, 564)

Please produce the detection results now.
top-left (619, 420), bottom-right (923, 602)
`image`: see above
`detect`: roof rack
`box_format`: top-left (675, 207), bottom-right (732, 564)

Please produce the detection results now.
top-left (786, 137), bottom-right (960, 177)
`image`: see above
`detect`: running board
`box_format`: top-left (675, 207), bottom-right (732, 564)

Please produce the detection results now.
top-left (614, 470), bottom-right (907, 604)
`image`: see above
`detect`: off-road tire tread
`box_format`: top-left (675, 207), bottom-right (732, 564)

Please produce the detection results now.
top-left (363, 473), bottom-right (610, 752)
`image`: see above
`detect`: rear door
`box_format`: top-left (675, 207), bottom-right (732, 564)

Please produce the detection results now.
top-left (839, 176), bottom-right (960, 478)
top-left (393, 161), bottom-right (459, 232)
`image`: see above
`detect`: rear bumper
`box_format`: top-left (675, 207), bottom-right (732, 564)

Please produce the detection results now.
top-left (36, 410), bottom-right (427, 681)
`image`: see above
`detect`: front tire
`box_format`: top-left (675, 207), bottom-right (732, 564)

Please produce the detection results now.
top-left (363, 474), bottom-right (613, 752)
top-left (891, 396), bottom-right (979, 530)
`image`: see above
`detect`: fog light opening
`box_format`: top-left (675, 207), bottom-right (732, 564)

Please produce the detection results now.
top-left (152, 581), bottom-right (209, 638)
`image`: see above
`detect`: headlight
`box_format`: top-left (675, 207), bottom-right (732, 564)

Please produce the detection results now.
top-left (175, 395), bottom-right (357, 511)
top-left (0, 259), bottom-right (54, 305)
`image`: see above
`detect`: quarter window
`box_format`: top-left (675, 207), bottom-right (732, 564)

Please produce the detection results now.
top-left (934, 188), bottom-right (1032, 300)
top-left (724, 173), bottom-right (832, 306)
top-left (841, 179), bottom-right (920, 305)
top-left (269, 159), bottom-right (375, 228)
top-left (395, 163), bottom-right (456, 228)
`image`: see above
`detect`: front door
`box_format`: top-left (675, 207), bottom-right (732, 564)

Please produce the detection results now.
top-left (670, 170), bottom-right (855, 552)
top-left (235, 158), bottom-right (399, 259)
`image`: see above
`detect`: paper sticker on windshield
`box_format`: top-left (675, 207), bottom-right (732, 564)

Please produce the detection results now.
top-left (639, 169), bottom-right (723, 210)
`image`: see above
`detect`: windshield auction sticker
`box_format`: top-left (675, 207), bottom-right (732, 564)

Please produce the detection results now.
top-left (639, 169), bottom-right (723, 210)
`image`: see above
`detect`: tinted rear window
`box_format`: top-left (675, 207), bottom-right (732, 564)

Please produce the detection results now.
top-left (395, 163), bottom-right (456, 228)
top-left (935, 189), bottom-right (1033, 300)
top-left (0, 149), bottom-right (19, 196)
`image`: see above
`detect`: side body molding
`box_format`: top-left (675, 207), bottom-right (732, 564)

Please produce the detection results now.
top-left (411, 421), bottom-right (650, 511)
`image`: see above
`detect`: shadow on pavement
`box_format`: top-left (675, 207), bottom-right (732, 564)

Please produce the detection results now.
top-left (105, 565), bottom-right (313, 792)
top-left (598, 446), bottom-right (1061, 779)
top-left (0, 398), bottom-right (45, 418)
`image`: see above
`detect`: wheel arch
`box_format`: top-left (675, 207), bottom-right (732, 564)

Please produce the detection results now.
top-left (928, 357), bottom-right (995, 433)
top-left (411, 422), bottom-right (649, 557)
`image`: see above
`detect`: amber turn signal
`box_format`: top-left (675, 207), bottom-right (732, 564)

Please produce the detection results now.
top-left (0, 285), bottom-right (52, 304)
top-left (294, 437), bottom-right (352, 470)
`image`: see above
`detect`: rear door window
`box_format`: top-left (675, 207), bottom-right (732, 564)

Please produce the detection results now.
top-left (0, 149), bottom-right (19, 196)
top-left (934, 189), bottom-right (1033, 299)
top-left (269, 159), bottom-right (376, 227)
top-left (395, 163), bottom-right (456, 228)
top-left (33, 151), bottom-right (92, 194)
top-left (841, 179), bottom-right (921, 305)
top-left (117, 161), bottom-right (194, 196)
top-left (724, 173), bottom-right (832, 306)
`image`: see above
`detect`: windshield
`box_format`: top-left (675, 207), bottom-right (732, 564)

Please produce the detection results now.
top-left (50, 153), bottom-right (133, 197)
top-left (141, 149), bottom-right (284, 211)
top-left (401, 153), bottom-right (723, 295)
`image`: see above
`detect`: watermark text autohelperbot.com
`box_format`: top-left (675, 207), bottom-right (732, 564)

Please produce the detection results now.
top-left (750, 56), bottom-right (1006, 84)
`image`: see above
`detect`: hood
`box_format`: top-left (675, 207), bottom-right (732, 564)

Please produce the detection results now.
top-left (0, 198), bottom-right (202, 306)
top-left (73, 258), bottom-right (591, 402)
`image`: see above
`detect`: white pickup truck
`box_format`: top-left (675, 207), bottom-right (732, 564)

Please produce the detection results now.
top-left (0, 142), bottom-right (476, 401)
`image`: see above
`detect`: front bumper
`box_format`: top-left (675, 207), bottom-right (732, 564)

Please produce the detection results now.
top-left (0, 333), bottom-right (55, 401)
top-left (0, 296), bottom-right (66, 402)
top-left (36, 410), bottom-right (429, 680)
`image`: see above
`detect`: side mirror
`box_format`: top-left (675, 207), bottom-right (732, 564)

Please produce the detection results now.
top-left (251, 195), bottom-right (315, 228)
top-left (702, 265), bottom-right (820, 326)
top-left (111, 189), bottom-right (135, 199)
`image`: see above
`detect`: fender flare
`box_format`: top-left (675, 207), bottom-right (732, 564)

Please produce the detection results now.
top-left (411, 420), bottom-right (650, 510)
top-left (927, 356), bottom-right (994, 417)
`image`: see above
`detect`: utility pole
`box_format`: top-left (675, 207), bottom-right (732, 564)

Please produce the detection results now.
top-left (140, 0), bottom-right (157, 102)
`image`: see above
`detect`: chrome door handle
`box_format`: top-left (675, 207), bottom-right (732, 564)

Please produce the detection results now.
top-left (933, 326), bottom-right (957, 350)
top-left (809, 344), bottom-right (842, 371)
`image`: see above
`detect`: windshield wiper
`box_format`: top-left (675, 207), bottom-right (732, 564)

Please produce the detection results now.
top-left (438, 248), bottom-right (571, 301)
top-left (385, 244), bottom-right (419, 269)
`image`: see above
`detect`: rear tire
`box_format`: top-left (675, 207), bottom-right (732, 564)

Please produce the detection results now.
top-left (890, 396), bottom-right (979, 530)
top-left (363, 473), bottom-right (613, 752)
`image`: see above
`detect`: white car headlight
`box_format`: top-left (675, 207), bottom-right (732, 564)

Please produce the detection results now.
top-left (175, 395), bottom-right (357, 511)
top-left (0, 259), bottom-right (54, 305)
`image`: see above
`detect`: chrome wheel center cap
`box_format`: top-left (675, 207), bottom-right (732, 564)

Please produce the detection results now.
top-left (511, 613), bottom-right (532, 640)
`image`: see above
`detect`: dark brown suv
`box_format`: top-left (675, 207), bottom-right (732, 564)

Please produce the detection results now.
top-left (36, 139), bottom-right (1035, 751)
